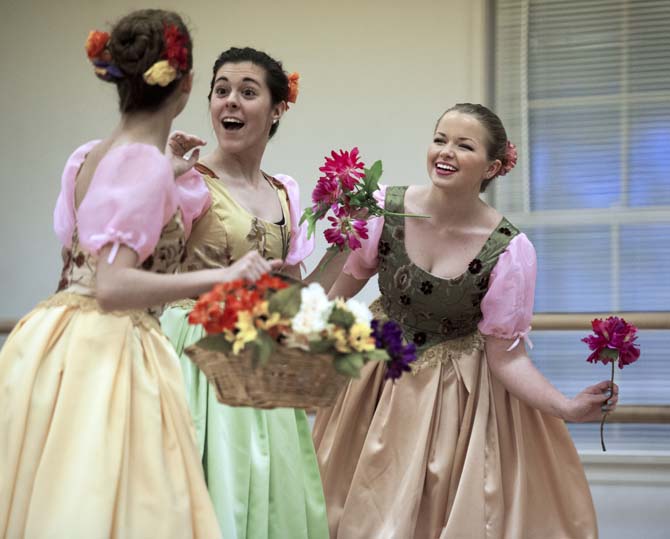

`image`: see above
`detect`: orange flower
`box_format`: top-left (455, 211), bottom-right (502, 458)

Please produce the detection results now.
top-left (218, 279), bottom-right (249, 294)
top-left (85, 30), bottom-right (109, 60)
top-left (256, 273), bottom-right (290, 295)
top-left (287, 72), bottom-right (300, 104)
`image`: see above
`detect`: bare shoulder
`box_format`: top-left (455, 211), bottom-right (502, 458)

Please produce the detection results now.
top-left (404, 184), bottom-right (429, 212)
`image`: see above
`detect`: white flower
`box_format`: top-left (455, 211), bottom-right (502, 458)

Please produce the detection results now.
top-left (291, 283), bottom-right (333, 335)
top-left (345, 298), bottom-right (373, 326)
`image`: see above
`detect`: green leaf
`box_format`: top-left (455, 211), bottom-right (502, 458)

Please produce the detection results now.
top-left (309, 339), bottom-right (335, 353)
top-left (329, 305), bottom-right (356, 329)
top-left (333, 353), bottom-right (365, 378)
top-left (306, 216), bottom-right (317, 240)
top-left (195, 334), bottom-right (232, 353)
top-left (599, 348), bottom-right (619, 362)
top-left (364, 349), bottom-right (390, 362)
top-left (364, 160), bottom-right (383, 192)
top-left (268, 284), bottom-right (303, 318)
top-left (299, 206), bottom-right (313, 226)
top-left (249, 333), bottom-right (275, 368)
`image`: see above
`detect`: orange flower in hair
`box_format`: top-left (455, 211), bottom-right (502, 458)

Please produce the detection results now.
top-left (85, 30), bottom-right (109, 60)
top-left (287, 72), bottom-right (300, 104)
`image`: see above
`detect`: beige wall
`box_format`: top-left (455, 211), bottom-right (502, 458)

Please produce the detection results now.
top-left (0, 0), bottom-right (488, 318)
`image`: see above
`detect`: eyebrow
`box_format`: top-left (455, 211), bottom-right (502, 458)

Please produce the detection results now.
top-left (214, 76), bottom-right (261, 86)
top-left (435, 132), bottom-right (477, 144)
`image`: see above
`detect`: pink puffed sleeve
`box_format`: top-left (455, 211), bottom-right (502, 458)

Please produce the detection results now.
top-left (274, 174), bottom-right (315, 265)
top-left (53, 140), bottom-right (102, 248)
top-left (478, 233), bottom-right (537, 351)
top-left (77, 144), bottom-right (178, 264)
top-left (175, 167), bottom-right (212, 238)
top-left (342, 184), bottom-right (387, 280)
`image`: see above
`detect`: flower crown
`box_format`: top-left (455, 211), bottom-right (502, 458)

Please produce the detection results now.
top-left (84, 24), bottom-right (189, 87)
top-left (498, 140), bottom-right (518, 176)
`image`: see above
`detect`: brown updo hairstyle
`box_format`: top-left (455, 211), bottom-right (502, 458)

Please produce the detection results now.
top-left (207, 47), bottom-right (289, 139)
top-left (106, 9), bottom-right (192, 113)
top-left (436, 103), bottom-right (510, 192)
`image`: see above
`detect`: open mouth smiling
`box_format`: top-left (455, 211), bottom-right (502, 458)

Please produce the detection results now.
top-left (222, 117), bottom-right (245, 131)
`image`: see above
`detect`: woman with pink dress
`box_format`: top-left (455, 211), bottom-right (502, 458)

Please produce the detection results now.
top-left (0, 10), bottom-right (277, 538)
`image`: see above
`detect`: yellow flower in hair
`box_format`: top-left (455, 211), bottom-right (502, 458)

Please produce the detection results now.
top-left (348, 323), bottom-right (375, 353)
top-left (143, 60), bottom-right (177, 87)
top-left (232, 311), bottom-right (258, 354)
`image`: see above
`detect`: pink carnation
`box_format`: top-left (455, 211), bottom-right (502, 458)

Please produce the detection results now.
top-left (499, 141), bottom-right (518, 176)
top-left (582, 316), bottom-right (640, 369)
top-left (324, 207), bottom-right (369, 251)
top-left (319, 147), bottom-right (365, 191)
top-left (312, 176), bottom-right (341, 210)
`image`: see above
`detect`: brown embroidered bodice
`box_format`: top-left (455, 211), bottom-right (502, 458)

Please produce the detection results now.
top-left (56, 212), bottom-right (187, 319)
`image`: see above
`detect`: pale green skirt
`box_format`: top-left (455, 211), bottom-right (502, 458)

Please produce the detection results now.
top-left (161, 306), bottom-right (329, 539)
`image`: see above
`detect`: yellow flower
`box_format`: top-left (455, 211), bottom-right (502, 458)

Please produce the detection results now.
top-left (257, 311), bottom-right (286, 331)
top-left (143, 60), bottom-right (177, 87)
top-left (332, 327), bottom-right (351, 353)
top-left (252, 301), bottom-right (270, 317)
top-left (348, 323), bottom-right (375, 353)
top-left (232, 311), bottom-right (258, 354)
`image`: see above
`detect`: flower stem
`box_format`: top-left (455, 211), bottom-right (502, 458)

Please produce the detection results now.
top-left (382, 211), bottom-right (431, 218)
top-left (600, 359), bottom-right (615, 452)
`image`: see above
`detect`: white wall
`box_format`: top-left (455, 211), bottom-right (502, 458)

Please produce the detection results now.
top-left (0, 0), bottom-right (488, 318)
top-left (583, 452), bottom-right (670, 538)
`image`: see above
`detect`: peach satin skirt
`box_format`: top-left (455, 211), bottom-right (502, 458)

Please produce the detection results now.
top-left (313, 332), bottom-right (597, 539)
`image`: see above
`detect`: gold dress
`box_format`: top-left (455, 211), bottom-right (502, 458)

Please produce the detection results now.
top-left (0, 142), bottom-right (221, 538)
top-left (160, 163), bottom-right (329, 539)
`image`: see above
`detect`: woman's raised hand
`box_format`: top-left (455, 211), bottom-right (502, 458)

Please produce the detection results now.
top-left (166, 131), bottom-right (207, 177)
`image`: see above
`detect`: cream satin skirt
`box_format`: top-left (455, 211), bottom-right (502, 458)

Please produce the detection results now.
top-left (0, 293), bottom-right (221, 539)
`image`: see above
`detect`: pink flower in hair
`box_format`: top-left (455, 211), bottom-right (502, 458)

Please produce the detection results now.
top-left (499, 141), bottom-right (517, 176)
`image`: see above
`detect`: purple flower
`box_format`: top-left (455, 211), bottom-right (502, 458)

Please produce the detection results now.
top-left (372, 320), bottom-right (417, 381)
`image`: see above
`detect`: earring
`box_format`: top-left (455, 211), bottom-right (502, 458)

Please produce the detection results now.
top-left (272, 119), bottom-right (278, 125)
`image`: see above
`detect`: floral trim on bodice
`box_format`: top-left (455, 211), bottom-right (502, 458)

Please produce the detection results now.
top-left (56, 212), bottom-right (187, 319)
top-left (377, 186), bottom-right (519, 353)
top-left (178, 164), bottom-right (291, 272)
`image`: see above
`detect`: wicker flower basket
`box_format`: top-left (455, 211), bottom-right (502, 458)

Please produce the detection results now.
top-left (184, 342), bottom-right (350, 409)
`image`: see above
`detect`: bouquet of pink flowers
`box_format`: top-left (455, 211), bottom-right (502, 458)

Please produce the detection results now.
top-left (301, 148), bottom-right (426, 252)
top-left (582, 316), bottom-right (640, 451)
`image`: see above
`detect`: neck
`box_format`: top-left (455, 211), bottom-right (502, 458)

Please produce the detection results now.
top-left (113, 107), bottom-right (175, 151)
top-left (421, 183), bottom-right (486, 227)
top-left (205, 144), bottom-right (266, 185)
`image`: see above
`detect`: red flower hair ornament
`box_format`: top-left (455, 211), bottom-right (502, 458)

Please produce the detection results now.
top-left (85, 30), bottom-right (123, 82)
